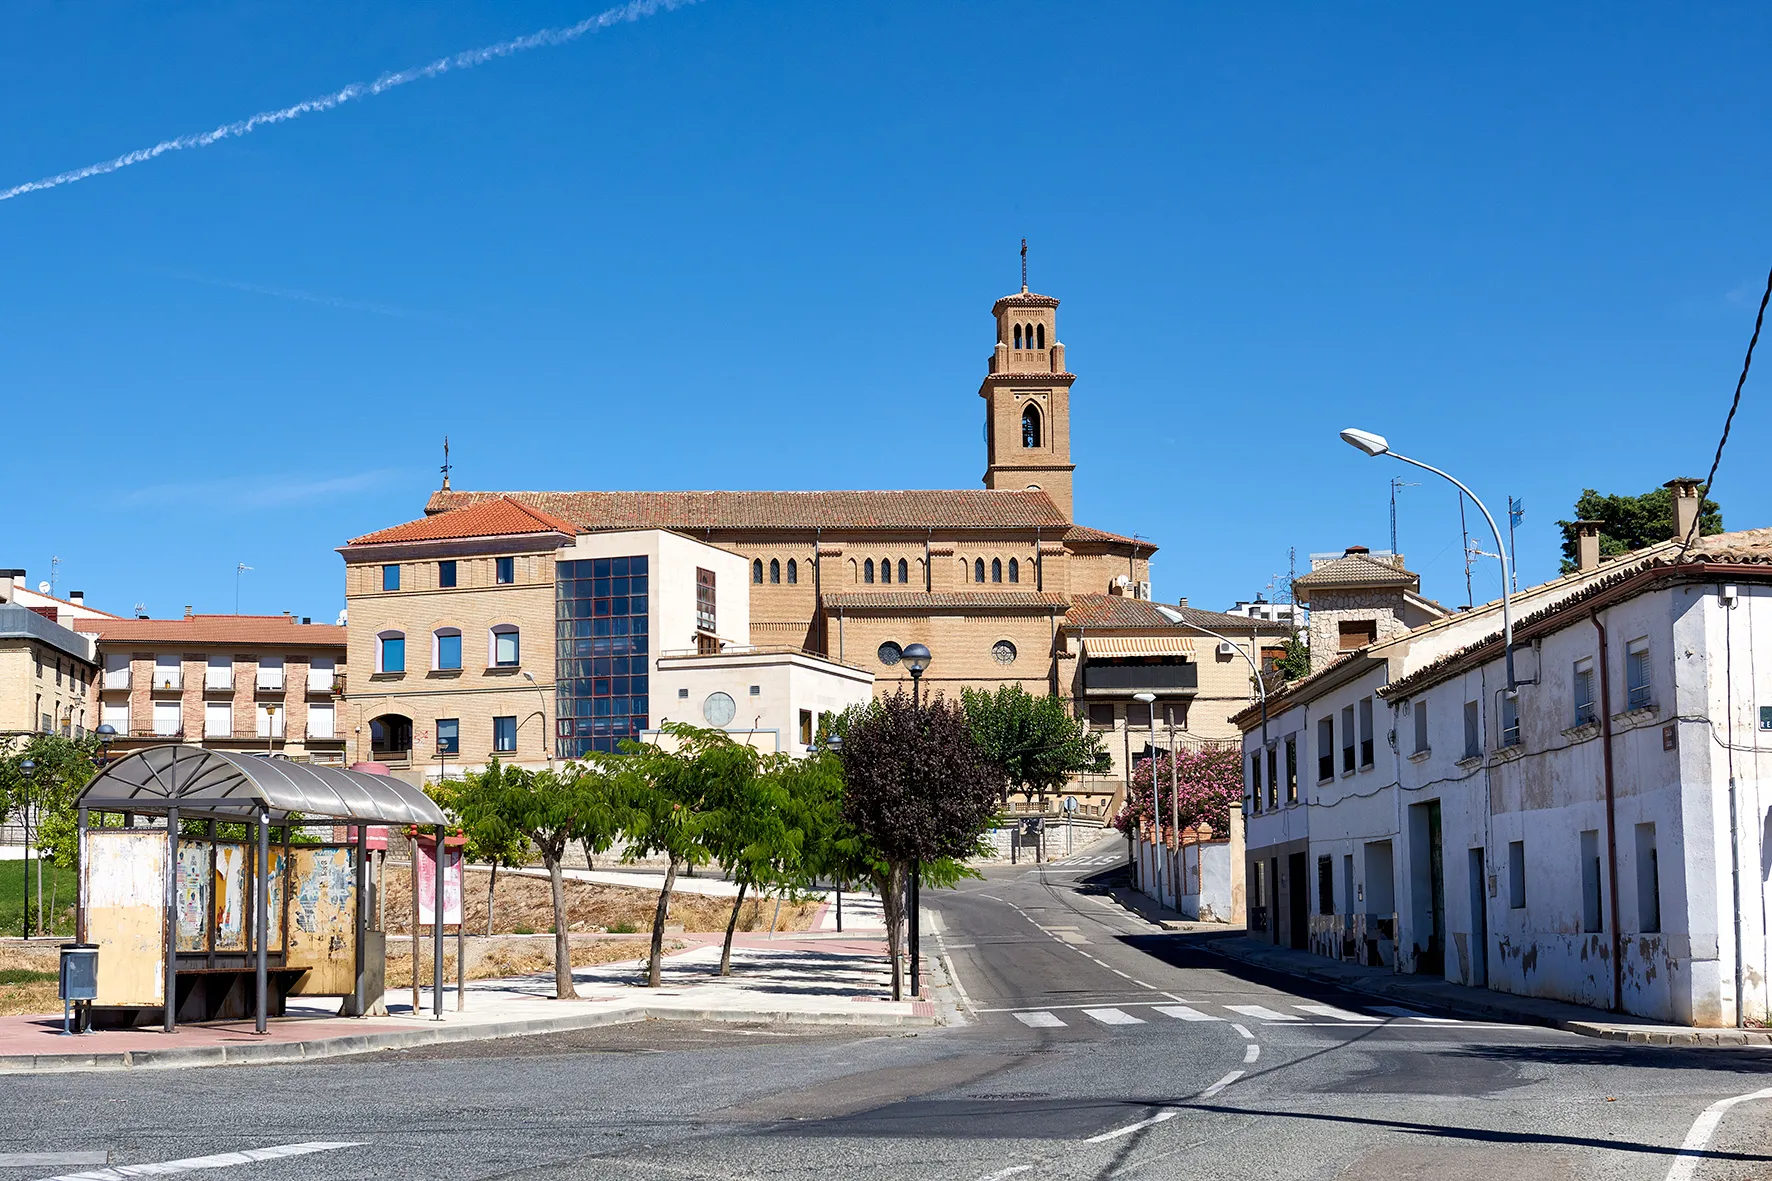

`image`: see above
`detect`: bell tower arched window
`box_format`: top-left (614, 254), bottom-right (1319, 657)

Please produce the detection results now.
top-left (752, 559), bottom-right (763, 584)
top-left (1022, 404), bottom-right (1041, 448)
top-left (1036, 323), bottom-right (1045, 349)
top-left (880, 558), bottom-right (892, 584)
top-left (1008, 558), bottom-right (1020, 583)
top-left (769, 559), bottom-right (780, 584)
top-left (897, 558), bottom-right (909, 584)
top-left (974, 558), bottom-right (986, 583)
top-left (864, 559), bottom-right (875, 584)
top-left (991, 558), bottom-right (1003, 583)
top-left (1013, 323), bottom-right (1023, 349)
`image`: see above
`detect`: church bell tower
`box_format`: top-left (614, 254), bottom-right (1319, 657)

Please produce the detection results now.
top-left (980, 257), bottom-right (1076, 521)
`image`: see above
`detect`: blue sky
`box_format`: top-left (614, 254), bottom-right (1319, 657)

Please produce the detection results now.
top-left (3, 2), bottom-right (1768, 622)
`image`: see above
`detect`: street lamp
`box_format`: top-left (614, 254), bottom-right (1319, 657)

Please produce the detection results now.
top-left (521, 671), bottom-right (555, 768)
top-left (1133, 692), bottom-right (1163, 899)
top-left (901, 643), bottom-right (931, 708)
top-left (18, 759), bottom-right (35, 939)
top-left (94, 724), bottom-right (116, 766)
top-left (1339, 428), bottom-right (1515, 691)
top-left (819, 733), bottom-right (844, 932)
top-left (898, 643), bottom-right (931, 998)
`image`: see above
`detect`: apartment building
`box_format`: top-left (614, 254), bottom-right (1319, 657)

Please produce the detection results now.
top-left (83, 612), bottom-right (347, 763)
top-left (0, 603), bottom-right (99, 739)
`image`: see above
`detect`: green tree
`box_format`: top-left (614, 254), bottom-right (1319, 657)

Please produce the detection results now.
top-left (429, 775), bottom-right (533, 938)
top-left (961, 684), bottom-right (1108, 809)
top-left (839, 692), bottom-right (1004, 1000)
top-left (1, 734), bottom-right (102, 934)
top-left (1270, 634), bottom-right (1310, 682)
top-left (1557, 483), bottom-right (1722, 572)
top-left (442, 759), bottom-right (622, 999)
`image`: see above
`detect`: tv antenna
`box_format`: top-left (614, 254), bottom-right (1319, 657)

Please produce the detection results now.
top-left (49, 555), bottom-right (61, 595)
top-left (1389, 478), bottom-right (1420, 555)
top-left (235, 563), bottom-right (253, 615)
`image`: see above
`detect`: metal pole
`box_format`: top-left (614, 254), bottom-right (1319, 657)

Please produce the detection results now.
top-left (433, 827), bottom-right (446, 1020)
top-left (410, 842), bottom-right (420, 1017)
top-left (164, 804), bottom-right (178, 1033)
top-left (1169, 716), bottom-right (1181, 906)
top-left (457, 908), bottom-right (466, 1013)
top-left (255, 808), bottom-right (269, 1035)
top-left (353, 823), bottom-right (368, 1017)
top-left (908, 860), bottom-right (921, 998)
top-left (835, 882), bottom-right (843, 932)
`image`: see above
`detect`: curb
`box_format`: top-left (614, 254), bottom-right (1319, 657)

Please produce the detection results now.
top-left (0, 1002), bottom-right (938, 1076)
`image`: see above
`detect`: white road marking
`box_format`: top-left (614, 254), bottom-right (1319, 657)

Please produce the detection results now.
top-left (1231, 1023), bottom-right (1254, 1039)
top-left (1664, 1086), bottom-right (1772, 1181)
top-left (1083, 1110), bottom-right (1175, 1144)
top-left (1243, 1044), bottom-right (1260, 1064)
top-left (1110, 969), bottom-right (1132, 979)
top-left (942, 951), bottom-right (976, 1016)
top-left (1132, 979), bottom-right (1154, 989)
top-left (1083, 1008), bottom-right (1146, 1026)
top-left (41, 1142), bottom-right (362, 1180)
top-left (1296, 1003), bottom-right (1382, 1023)
top-left (1226, 1004), bottom-right (1300, 1022)
top-left (1014, 1011), bottom-right (1067, 1028)
top-left (1367, 1004), bottom-right (1461, 1022)
top-left (1198, 1070), bottom-right (1244, 1098)
top-left (1153, 1005), bottom-right (1221, 1022)
top-left (0, 1157), bottom-right (107, 1169)
top-left (974, 1167), bottom-right (1033, 1181)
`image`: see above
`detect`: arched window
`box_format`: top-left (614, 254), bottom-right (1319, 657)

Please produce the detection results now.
top-left (752, 559), bottom-right (763, 584)
top-left (992, 558), bottom-right (1003, 583)
top-left (1014, 323), bottom-right (1023, 349)
top-left (1036, 323), bottom-right (1045, 349)
top-left (1008, 558), bottom-right (1020, 584)
top-left (769, 559), bottom-right (781, 584)
top-left (864, 559), bottom-right (875, 584)
top-left (1022, 404), bottom-right (1041, 448)
top-left (433, 627), bottom-right (462, 671)
top-left (786, 559), bottom-right (797, 584)
top-left (376, 630), bottom-right (406, 674)
top-left (490, 624), bottom-right (520, 668)
top-left (975, 558), bottom-right (986, 583)
top-left (897, 558), bottom-right (909, 584)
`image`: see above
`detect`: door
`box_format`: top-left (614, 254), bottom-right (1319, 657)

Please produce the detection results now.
top-left (1408, 800), bottom-right (1445, 975)
top-left (1467, 847), bottom-right (1488, 987)
top-left (1287, 852), bottom-right (1309, 950)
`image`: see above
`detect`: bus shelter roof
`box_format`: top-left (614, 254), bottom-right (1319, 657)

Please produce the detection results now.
top-left (77, 745), bottom-right (446, 826)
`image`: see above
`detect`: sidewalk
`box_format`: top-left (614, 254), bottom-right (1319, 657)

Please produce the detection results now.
top-left (0, 932), bottom-right (934, 1075)
top-left (1204, 932), bottom-right (1772, 1048)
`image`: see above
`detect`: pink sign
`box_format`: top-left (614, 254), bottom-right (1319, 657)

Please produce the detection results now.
top-left (414, 836), bottom-right (463, 927)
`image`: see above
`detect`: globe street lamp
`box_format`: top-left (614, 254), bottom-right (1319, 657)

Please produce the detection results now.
top-left (898, 642), bottom-right (931, 998)
top-left (94, 724), bottom-right (116, 767)
top-left (901, 643), bottom-right (931, 708)
top-left (1339, 428), bottom-right (1516, 691)
top-left (18, 759), bottom-right (35, 939)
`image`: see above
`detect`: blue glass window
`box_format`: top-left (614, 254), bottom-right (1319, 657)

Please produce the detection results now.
top-left (555, 555), bottom-right (649, 756)
top-left (438, 561), bottom-right (457, 588)
top-left (436, 718), bottom-right (459, 755)
top-left (496, 556), bottom-right (515, 584)
top-left (493, 715), bottom-right (516, 753)
top-left (379, 635), bottom-right (405, 673)
top-left (382, 565), bottom-right (400, 591)
top-left (436, 631), bottom-right (461, 670)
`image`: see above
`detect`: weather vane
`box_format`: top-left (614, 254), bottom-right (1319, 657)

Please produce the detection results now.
top-left (441, 436), bottom-right (452, 491)
top-left (1020, 238), bottom-right (1028, 292)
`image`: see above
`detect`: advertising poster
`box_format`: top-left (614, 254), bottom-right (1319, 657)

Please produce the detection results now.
top-left (415, 838), bottom-right (463, 926)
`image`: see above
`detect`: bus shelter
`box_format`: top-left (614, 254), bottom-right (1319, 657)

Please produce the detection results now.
top-left (75, 745), bottom-right (446, 1033)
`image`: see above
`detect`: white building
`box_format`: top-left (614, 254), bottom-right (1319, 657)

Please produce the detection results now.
top-left (1223, 595), bottom-right (1301, 633)
top-left (650, 647), bottom-right (874, 756)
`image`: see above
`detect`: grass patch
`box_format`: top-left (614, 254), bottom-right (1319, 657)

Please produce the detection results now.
top-left (0, 858), bottom-right (78, 938)
top-left (0, 969), bottom-right (55, 985)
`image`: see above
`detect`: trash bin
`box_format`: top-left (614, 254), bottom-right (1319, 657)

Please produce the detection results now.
top-left (59, 943), bottom-right (98, 1036)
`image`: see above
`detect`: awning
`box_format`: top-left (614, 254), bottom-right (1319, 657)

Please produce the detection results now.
top-left (1083, 636), bottom-right (1197, 659)
top-left (78, 745), bottom-right (446, 825)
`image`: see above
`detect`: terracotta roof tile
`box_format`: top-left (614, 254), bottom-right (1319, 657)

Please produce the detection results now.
top-left (1062, 524), bottom-right (1153, 550)
top-left (348, 497), bottom-right (580, 546)
top-left (823, 591), bottom-right (1068, 610)
top-left (1291, 552), bottom-right (1418, 592)
top-left (425, 489), bottom-right (1072, 532)
top-left (1063, 594), bottom-right (1283, 632)
top-left (82, 615), bottom-right (346, 647)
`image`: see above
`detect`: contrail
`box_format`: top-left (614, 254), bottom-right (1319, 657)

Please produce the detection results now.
top-left (0, 0), bottom-right (698, 203)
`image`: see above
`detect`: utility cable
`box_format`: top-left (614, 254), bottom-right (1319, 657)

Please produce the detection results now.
top-left (1684, 264), bottom-right (1772, 552)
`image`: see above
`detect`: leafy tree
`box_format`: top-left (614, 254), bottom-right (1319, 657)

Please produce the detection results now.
top-left (839, 692), bottom-right (1003, 1000)
top-left (429, 776), bottom-right (532, 937)
top-left (1557, 483), bottom-right (1722, 572)
top-left (1, 734), bottom-right (103, 933)
top-left (1270, 635), bottom-right (1311, 682)
top-left (1113, 746), bottom-right (1243, 842)
top-left (961, 684), bottom-right (1108, 808)
top-left (442, 759), bottom-right (622, 999)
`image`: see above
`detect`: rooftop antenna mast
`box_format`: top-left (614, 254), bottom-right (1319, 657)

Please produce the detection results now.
top-left (1458, 493), bottom-right (1474, 608)
top-left (49, 555), bottom-right (61, 595)
top-left (1020, 238), bottom-right (1028, 293)
top-left (1389, 477), bottom-right (1420, 555)
top-left (235, 563), bottom-right (252, 615)
top-left (441, 436), bottom-right (452, 492)
top-left (1507, 496), bottom-right (1524, 592)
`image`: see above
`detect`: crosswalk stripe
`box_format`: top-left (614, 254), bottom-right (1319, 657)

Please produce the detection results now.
top-left (1226, 1004), bottom-right (1301, 1022)
top-left (1368, 1004), bottom-right (1461, 1023)
top-left (1014, 1011), bottom-right (1067, 1028)
top-left (1154, 1004), bottom-right (1222, 1022)
top-left (1295, 1003), bottom-right (1382, 1023)
top-left (1083, 1008), bottom-right (1145, 1026)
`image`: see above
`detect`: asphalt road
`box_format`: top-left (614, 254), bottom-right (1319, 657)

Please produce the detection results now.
top-left (5, 834), bottom-right (1770, 1181)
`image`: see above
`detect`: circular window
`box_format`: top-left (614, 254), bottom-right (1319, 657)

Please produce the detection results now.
top-left (992, 640), bottom-right (1018, 665)
top-left (702, 692), bottom-right (736, 727)
top-left (877, 642), bottom-right (903, 667)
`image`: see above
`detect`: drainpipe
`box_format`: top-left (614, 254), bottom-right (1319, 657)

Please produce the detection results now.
top-left (1589, 606), bottom-right (1624, 1012)
top-left (814, 527), bottom-right (823, 654)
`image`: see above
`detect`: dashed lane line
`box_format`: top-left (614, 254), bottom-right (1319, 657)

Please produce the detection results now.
top-left (1243, 1044), bottom-right (1260, 1064)
top-left (1231, 1023), bottom-right (1254, 1040)
top-left (1199, 1070), bottom-right (1244, 1099)
top-left (1082, 1110), bottom-right (1175, 1144)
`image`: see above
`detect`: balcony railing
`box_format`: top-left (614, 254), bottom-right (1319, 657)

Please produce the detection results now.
top-left (204, 676), bottom-right (234, 693)
top-left (131, 726), bottom-right (185, 739)
top-left (304, 728), bottom-right (343, 742)
top-left (149, 674), bottom-right (184, 692)
top-left (306, 672), bottom-right (342, 694)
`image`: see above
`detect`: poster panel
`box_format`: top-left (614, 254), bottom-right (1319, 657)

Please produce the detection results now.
top-left (288, 846), bottom-right (358, 996)
top-left (415, 840), bottom-right (463, 926)
top-left (82, 830), bottom-right (166, 1006)
top-left (174, 840), bottom-right (210, 951)
top-left (213, 843), bottom-right (248, 952)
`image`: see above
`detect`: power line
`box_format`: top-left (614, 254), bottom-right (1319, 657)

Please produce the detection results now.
top-left (1684, 264), bottom-right (1772, 552)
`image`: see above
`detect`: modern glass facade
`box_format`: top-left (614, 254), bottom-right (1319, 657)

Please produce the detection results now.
top-left (556, 555), bottom-right (650, 757)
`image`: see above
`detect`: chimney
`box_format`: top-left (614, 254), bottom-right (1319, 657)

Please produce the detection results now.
top-left (1178, 597), bottom-right (1189, 608)
top-left (0, 569), bottom-right (20, 603)
top-left (1575, 520), bottom-right (1603, 571)
top-left (1344, 545), bottom-right (1369, 556)
top-left (184, 604), bottom-right (194, 619)
top-left (69, 591), bottom-right (84, 606)
top-left (1665, 478), bottom-right (1703, 542)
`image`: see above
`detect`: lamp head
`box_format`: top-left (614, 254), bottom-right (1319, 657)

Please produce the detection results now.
top-left (902, 643), bottom-right (931, 675)
top-left (826, 734), bottom-right (843, 751)
top-left (1133, 692), bottom-right (1156, 704)
top-left (96, 724), bottom-right (116, 742)
top-left (1339, 427), bottom-right (1390, 457)
top-left (19, 759), bottom-right (35, 777)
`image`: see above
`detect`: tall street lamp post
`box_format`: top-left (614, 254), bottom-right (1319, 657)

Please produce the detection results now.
top-left (901, 643), bottom-right (930, 999)
top-left (521, 671), bottom-right (555, 769)
top-left (1340, 428), bottom-right (1515, 691)
top-left (18, 759), bottom-right (35, 938)
top-left (1133, 692), bottom-right (1161, 902)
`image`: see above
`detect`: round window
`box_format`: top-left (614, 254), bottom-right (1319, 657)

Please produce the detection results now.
top-left (877, 642), bottom-right (903, 667)
top-left (992, 640), bottom-right (1018, 665)
top-left (702, 692), bottom-right (736, 727)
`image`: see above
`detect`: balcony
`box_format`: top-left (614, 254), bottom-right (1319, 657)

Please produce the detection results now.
top-left (306, 672), bottom-right (342, 695)
top-left (255, 677), bottom-right (286, 696)
top-left (131, 726), bottom-right (185, 739)
top-left (149, 674), bottom-right (184, 693)
top-left (304, 728), bottom-right (344, 743)
top-left (101, 672), bottom-right (130, 691)
top-left (203, 676), bottom-right (234, 694)
top-left (1081, 661), bottom-right (1199, 694)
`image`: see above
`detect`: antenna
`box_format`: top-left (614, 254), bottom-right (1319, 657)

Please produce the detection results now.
top-left (235, 562), bottom-right (253, 615)
top-left (133, 602), bottom-right (148, 619)
top-left (1458, 493), bottom-right (1474, 608)
top-left (441, 435), bottom-right (452, 491)
top-left (1020, 238), bottom-right (1028, 292)
top-left (49, 555), bottom-right (61, 595)
top-left (1388, 478), bottom-right (1420, 555)
top-left (1507, 496), bottom-right (1524, 591)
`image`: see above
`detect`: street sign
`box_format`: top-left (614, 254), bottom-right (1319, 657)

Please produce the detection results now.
top-left (1062, 796), bottom-right (1079, 815)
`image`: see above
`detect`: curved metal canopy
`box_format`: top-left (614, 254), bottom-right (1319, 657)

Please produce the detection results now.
top-left (78, 745), bottom-right (447, 825)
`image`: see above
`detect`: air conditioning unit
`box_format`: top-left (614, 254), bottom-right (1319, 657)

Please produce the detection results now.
top-left (1217, 640), bottom-right (1237, 657)
top-left (1136, 580), bottom-right (1151, 600)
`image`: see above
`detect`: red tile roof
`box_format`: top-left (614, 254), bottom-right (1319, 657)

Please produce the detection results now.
top-left (1062, 524), bottom-right (1153, 550)
top-left (823, 591), bottom-right (1068, 610)
top-left (425, 489), bottom-right (1075, 533)
top-left (1063, 594), bottom-right (1286, 632)
top-left (82, 615), bottom-right (346, 647)
top-left (347, 496), bottom-right (580, 546)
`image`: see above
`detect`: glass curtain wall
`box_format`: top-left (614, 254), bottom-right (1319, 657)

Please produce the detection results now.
top-left (556, 555), bottom-right (650, 757)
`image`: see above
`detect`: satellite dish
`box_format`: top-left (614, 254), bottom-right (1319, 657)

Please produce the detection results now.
top-left (37, 581), bottom-right (51, 594)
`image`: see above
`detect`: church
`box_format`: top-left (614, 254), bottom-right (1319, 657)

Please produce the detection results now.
top-left (341, 279), bottom-right (1285, 813)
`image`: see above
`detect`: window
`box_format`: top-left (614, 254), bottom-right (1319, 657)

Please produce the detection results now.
top-left (1463, 700), bottom-right (1481, 760)
top-left (992, 640), bottom-right (1017, 665)
top-left (554, 556), bottom-right (649, 757)
top-left (382, 564), bottom-right (400, 592)
top-left (1250, 751), bottom-right (1263, 813)
top-left (307, 655), bottom-right (336, 692)
top-left (1285, 738), bottom-right (1298, 802)
top-left (103, 653), bottom-right (129, 689)
top-left (1088, 703), bottom-right (1115, 729)
top-left (1341, 704), bottom-right (1356, 773)
top-left (770, 559), bottom-right (781, 584)
top-left (1267, 747), bottom-right (1279, 809)
top-left (101, 701), bottom-right (128, 735)
top-left (786, 559), bottom-right (798, 584)
top-left (307, 702), bottom-right (335, 739)
top-left (1317, 716), bottom-right (1335, 782)
top-left (377, 632), bottom-right (406, 674)
top-left (205, 656), bottom-right (233, 691)
top-left (493, 715), bottom-right (517, 753)
top-left (1014, 323), bottom-right (1023, 348)
top-left (205, 701), bottom-right (231, 738)
top-left (898, 558), bottom-right (909, 584)
top-left (1580, 829), bottom-right (1603, 932)
top-left (975, 558), bottom-right (986, 583)
top-left (1022, 404), bottom-right (1041, 448)
top-left (877, 641), bottom-right (902, 666)
top-left (154, 654), bottom-right (182, 690)
top-left (1127, 701), bottom-right (1152, 728)
top-left (1036, 323), bottom-right (1045, 349)
top-left (255, 703), bottom-right (284, 739)
top-left (696, 567), bottom-right (716, 634)
top-left (256, 655), bottom-right (284, 691)
top-left (1318, 855), bottom-right (1335, 915)
top-left (1413, 701), bottom-right (1429, 755)
top-left (54, 659), bottom-right (61, 687)
top-left (880, 557), bottom-right (892, 584)
top-left (1008, 558), bottom-right (1019, 583)
top-left (438, 560), bottom-right (457, 589)
top-left (152, 700), bottom-right (181, 736)
top-left (435, 629), bottom-right (462, 670)
top-left (1635, 822), bottom-right (1660, 933)
top-left (1501, 693), bottom-right (1520, 748)
top-left (1508, 840), bottom-right (1526, 908)
top-left (799, 710), bottom-right (813, 746)
top-left (1358, 697), bottom-right (1374, 767)
top-left (864, 559), bottom-right (875, 584)
top-left (1338, 619), bottom-right (1377, 651)
top-left (753, 559), bottom-right (764, 585)
top-left (1573, 658), bottom-right (1596, 726)
top-left (1626, 637), bottom-right (1652, 709)
top-left (494, 556), bottom-right (515, 585)
top-left (991, 558), bottom-right (1003, 583)
top-left (436, 718), bottom-right (459, 755)
top-left (491, 625), bottom-right (520, 667)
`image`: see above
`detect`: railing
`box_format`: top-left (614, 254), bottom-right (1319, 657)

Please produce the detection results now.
top-left (303, 728), bottom-right (342, 742)
top-left (131, 726), bottom-right (184, 739)
top-left (255, 676), bottom-right (285, 693)
top-left (150, 675), bottom-right (183, 692)
top-left (204, 676), bottom-right (234, 692)
top-left (373, 748), bottom-right (413, 766)
top-left (657, 644), bottom-right (861, 668)
top-left (306, 672), bottom-right (341, 694)
top-left (102, 672), bottom-right (130, 690)
top-left (1249, 905), bottom-right (1268, 933)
